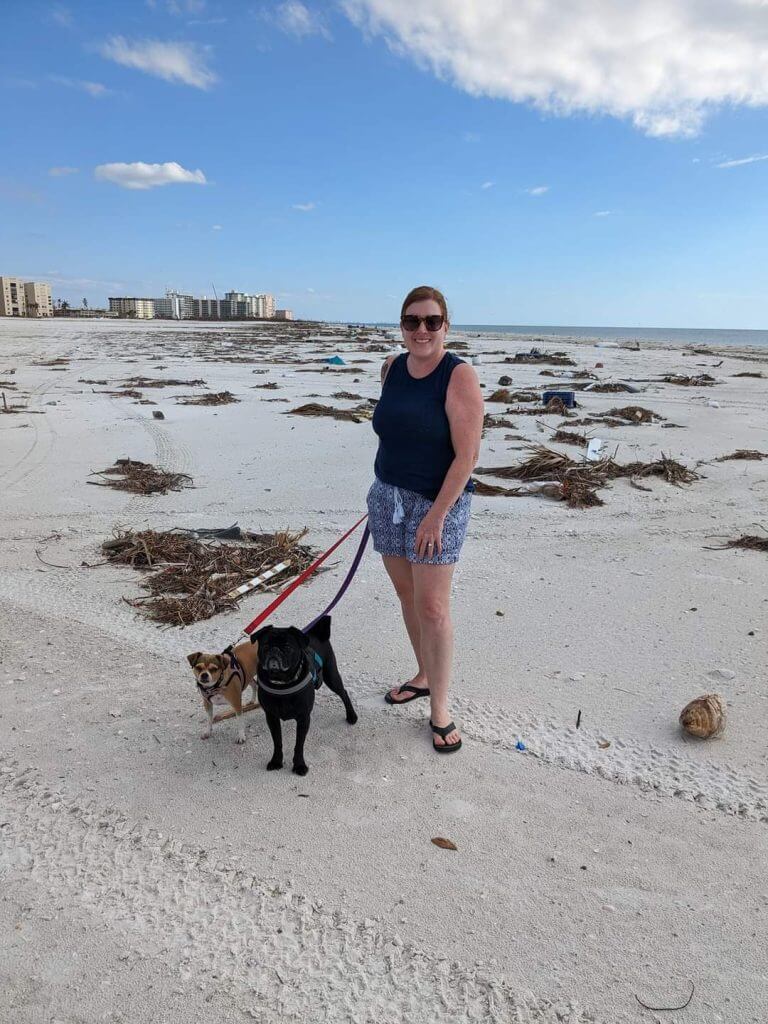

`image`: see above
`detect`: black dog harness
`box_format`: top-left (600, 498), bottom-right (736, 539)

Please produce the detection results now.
top-left (196, 648), bottom-right (246, 700)
top-left (257, 651), bottom-right (324, 697)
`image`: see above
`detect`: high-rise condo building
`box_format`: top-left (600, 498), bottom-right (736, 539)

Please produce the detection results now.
top-left (108, 297), bottom-right (155, 318)
top-left (153, 290), bottom-right (195, 319)
top-left (23, 281), bottom-right (53, 318)
top-left (0, 277), bottom-right (27, 316)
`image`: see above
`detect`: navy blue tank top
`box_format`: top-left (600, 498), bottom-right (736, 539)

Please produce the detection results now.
top-left (373, 351), bottom-right (471, 501)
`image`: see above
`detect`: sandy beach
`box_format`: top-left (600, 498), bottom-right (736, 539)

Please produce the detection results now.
top-left (1, 317), bottom-right (767, 1024)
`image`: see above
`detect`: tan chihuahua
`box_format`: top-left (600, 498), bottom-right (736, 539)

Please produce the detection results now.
top-left (186, 638), bottom-right (261, 744)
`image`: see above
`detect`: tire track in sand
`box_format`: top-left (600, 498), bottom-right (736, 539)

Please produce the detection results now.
top-left (0, 759), bottom-right (598, 1024)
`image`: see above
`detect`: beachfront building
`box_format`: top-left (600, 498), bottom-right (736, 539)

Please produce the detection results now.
top-left (274, 309), bottom-right (294, 320)
top-left (194, 297), bottom-right (225, 319)
top-left (258, 293), bottom-right (276, 319)
top-left (223, 290), bottom-right (277, 318)
top-left (108, 297), bottom-right (155, 319)
top-left (153, 290), bottom-right (195, 319)
top-left (23, 281), bottom-right (53, 318)
top-left (0, 277), bottom-right (28, 317)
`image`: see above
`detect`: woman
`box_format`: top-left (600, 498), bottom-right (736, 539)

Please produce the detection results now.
top-left (367, 285), bottom-right (484, 752)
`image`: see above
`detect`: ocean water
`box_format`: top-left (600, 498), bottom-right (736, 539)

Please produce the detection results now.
top-left (453, 324), bottom-right (768, 348)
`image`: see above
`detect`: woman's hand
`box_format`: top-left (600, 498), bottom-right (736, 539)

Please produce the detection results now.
top-left (415, 508), bottom-right (446, 559)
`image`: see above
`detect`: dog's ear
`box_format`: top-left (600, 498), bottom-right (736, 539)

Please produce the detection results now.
top-left (289, 626), bottom-right (310, 647)
top-left (305, 615), bottom-right (331, 644)
top-left (214, 654), bottom-right (228, 670)
top-left (186, 652), bottom-right (202, 667)
top-left (250, 626), bottom-right (272, 644)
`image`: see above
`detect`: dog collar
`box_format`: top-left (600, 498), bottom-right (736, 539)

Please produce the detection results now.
top-left (257, 651), bottom-right (323, 697)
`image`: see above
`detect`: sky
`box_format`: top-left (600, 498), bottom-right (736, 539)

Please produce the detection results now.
top-left (2, 0), bottom-right (768, 327)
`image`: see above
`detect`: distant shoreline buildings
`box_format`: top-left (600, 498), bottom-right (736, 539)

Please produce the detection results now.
top-left (0, 276), bottom-right (293, 322)
top-left (0, 277), bottom-right (53, 318)
top-left (107, 289), bottom-right (293, 321)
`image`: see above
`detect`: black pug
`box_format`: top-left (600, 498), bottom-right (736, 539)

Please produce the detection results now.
top-left (252, 615), bottom-right (357, 775)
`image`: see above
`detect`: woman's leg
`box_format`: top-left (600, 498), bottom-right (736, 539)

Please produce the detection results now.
top-left (382, 555), bottom-right (428, 700)
top-left (411, 563), bottom-right (459, 746)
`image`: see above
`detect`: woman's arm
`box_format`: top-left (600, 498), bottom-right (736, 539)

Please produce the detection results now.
top-left (434, 363), bottom-right (484, 514)
top-left (414, 363), bottom-right (484, 556)
top-left (380, 354), bottom-right (397, 386)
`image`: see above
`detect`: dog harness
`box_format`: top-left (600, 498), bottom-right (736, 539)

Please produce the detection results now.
top-left (257, 651), bottom-right (324, 697)
top-left (196, 648), bottom-right (246, 699)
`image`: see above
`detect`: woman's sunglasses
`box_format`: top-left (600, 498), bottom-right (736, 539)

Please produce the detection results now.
top-left (400, 314), bottom-right (445, 332)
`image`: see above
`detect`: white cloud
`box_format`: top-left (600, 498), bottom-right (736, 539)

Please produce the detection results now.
top-left (276, 2), bottom-right (331, 39)
top-left (50, 5), bottom-right (73, 27)
top-left (480, 180), bottom-right (494, 189)
top-left (526, 185), bottom-right (549, 196)
top-left (594, 210), bottom-right (611, 217)
top-left (94, 161), bottom-right (208, 190)
top-left (341, 1), bottom-right (768, 138)
top-left (212, 223), bottom-right (223, 230)
top-left (50, 75), bottom-right (111, 97)
top-left (717, 153), bottom-right (768, 168)
top-left (292, 201), bottom-right (316, 211)
top-left (49, 166), bottom-right (79, 176)
top-left (100, 36), bottom-right (217, 89)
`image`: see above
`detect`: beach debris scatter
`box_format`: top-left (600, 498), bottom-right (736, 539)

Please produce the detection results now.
top-left (475, 444), bottom-right (698, 509)
top-left (101, 527), bottom-right (315, 625)
top-left (287, 402), bottom-right (373, 423)
top-left (660, 373), bottom-right (717, 386)
top-left (122, 376), bottom-right (206, 388)
top-left (714, 450), bottom-right (767, 461)
top-left (431, 837), bottom-right (458, 851)
top-left (177, 391), bottom-right (240, 406)
top-left (506, 349), bottom-right (576, 366)
top-left (88, 458), bottom-right (192, 495)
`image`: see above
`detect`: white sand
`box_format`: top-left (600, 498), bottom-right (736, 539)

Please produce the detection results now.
top-left (1, 318), bottom-right (767, 1023)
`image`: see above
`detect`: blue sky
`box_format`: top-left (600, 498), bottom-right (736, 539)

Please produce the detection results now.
top-left (2, 0), bottom-right (768, 327)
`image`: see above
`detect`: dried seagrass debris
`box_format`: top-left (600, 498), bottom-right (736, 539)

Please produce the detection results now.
top-left (286, 402), bottom-right (372, 422)
top-left (331, 391), bottom-right (364, 400)
top-left (551, 429), bottom-right (588, 447)
top-left (177, 391), bottom-right (240, 406)
top-left (252, 381), bottom-right (280, 389)
top-left (604, 405), bottom-right (664, 424)
top-left (99, 388), bottom-right (144, 399)
top-left (33, 357), bottom-right (69, 366)
top-left (122, 376), bottom-right (206, 388)
top-left (564, 416), bottom-right (625, 428)
top-left (483, 413), bottom-right (517, 430)
top-left (731, 371), bottom-right (764, 378)
top-left (88, 458), bottom-right (192, 495)
top-left (603, 454), bottom-right (700, 485)
top-left (713, 450), bottom-right (767, 461)
top-left (101, 526), bottom-right (317, 626)
top-left (582, 381), bottom-right (636, 393)
top-left (505, 351), bottom-right (576, 366)
top-left (487, 388), bottom-right (515, 403)
top-left (660, 373), bottom-right (717, 386)
top-left (475, 444), bottom-right (698, 507)
top-left (705, 534), bottom-right (768, 553)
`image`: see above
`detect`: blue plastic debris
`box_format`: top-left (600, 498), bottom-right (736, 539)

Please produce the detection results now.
top-left (326, 355), bottom-right (346, 365)
top-left (515, 739), bottom-right (526, 752)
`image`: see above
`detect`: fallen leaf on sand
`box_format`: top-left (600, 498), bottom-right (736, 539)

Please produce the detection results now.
top-left (597, 740), bottom-right (611, 749)
top-left (431, 837), bottom-right (458, 851)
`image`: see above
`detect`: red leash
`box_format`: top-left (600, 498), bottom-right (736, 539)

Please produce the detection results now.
top-left (242, 513), bottom-right (369, 636)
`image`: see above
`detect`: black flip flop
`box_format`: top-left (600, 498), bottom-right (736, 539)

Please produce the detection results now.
top-left (384, 683), bottom-right (430, 705)
top-left (430, 719), bottom-right (462, 754)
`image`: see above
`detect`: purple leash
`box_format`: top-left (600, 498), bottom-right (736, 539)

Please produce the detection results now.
top-left (303, 524), bottom-right (370, 633)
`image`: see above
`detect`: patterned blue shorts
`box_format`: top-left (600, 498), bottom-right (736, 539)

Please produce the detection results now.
top-left (366, 478), bottom-right (472, 565)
